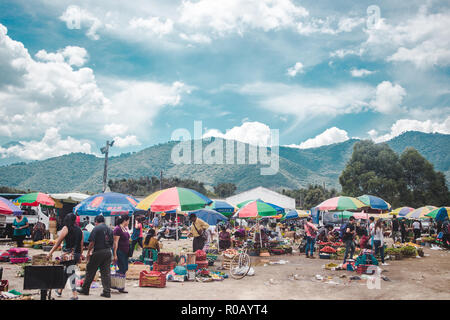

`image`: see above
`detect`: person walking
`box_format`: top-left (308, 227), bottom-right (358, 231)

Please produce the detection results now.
top-left (48, 213), bottom-right (83, 300)
top-left (412, 219), bottom-right (422, 242)
top-left (368, 216), bottom-right (375, 249)
top-left (391, 215), bottom-right (400, 243)
top-left (112, 215), bottom-right (130, 294)
top-left (343, 217), bottom-right (357, 264)
top-left (188, 213), bottom-right (210, 252)
top-left (372, 219), bottom-right (388, 266)
top-left (129, 216), bottom-right (144, 258)
top-left (77, 215), bottom-right (113, 298)
top-left (12, 212), bottom-right (29, 247)
top-left (304, 217), bottom-right (318, 259)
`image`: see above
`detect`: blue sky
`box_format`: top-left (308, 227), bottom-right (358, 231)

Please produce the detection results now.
top-left (0, 0), bottom-right (449, 163)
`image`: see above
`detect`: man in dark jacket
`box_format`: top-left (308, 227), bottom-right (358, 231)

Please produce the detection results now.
top-left (77, 215), bottom-right (113, 298)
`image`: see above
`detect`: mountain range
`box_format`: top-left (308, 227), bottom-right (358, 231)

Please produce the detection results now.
top-left (0, 131), bottom-right (448, 194)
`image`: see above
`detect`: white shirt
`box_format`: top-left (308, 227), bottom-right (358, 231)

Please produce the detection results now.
top-left (413, 221), bottom-right (421, 230)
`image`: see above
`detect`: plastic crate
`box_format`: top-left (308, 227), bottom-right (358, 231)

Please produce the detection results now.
top-left (186, 264), bottom-right (198, 270)
top-left (319, 254), bottom-right (331, 259)
top-left (196, 260), bottom-right (209, 270)
top-left (139, 270), bottom-right (166, 288)
top-left (153, 262), bottom-right (175, 272)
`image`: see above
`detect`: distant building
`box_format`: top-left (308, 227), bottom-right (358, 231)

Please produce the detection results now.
top-left (225, 186), bottom-right (295, 210)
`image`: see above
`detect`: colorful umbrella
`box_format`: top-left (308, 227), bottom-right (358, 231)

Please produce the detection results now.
top-left (316, 196), bottom-right (367, 211)
top-left (233, 200), bottom-right (284, 218)
top-left (74, 192), bottom-right (139, 216)
top-left (390, 207), bottom-right (414, 217)
top-left (236, 199), bottom-right (256, 208)
top-left (14, 192), bottom-right (55, 207)
top-left (0, 197), bottom-right (23, 215)
top-left (357, 195), bottom-right (391, 210)
top-left (136, 187), bottom-right (212, 212)
top-left (405, 206), bottom-right (437, 219)
top-left (425, 207), bottom-right (450, 222)
top-left (282, 210), bottom-right (309, 220)
top-left (188, 209), bottom-right (228, 225)
top-left (206, 200), bottom-right (236, 216)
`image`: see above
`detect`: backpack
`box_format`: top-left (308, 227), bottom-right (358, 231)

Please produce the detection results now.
top-left (339, 223), bottom-right (348, 240)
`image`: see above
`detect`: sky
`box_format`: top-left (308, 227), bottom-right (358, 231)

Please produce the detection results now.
top-left (0, 0), bottom-right (449, 164)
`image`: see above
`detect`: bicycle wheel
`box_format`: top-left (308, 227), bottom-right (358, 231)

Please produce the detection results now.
top-left (229, 253), bottom-right (251, 280)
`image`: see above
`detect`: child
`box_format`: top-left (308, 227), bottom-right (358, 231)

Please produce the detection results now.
top-left (143, 229), bottom-right (160, 266)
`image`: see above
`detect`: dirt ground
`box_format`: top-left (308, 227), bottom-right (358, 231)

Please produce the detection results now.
top-left (1, 238), bottom-right (449, 300)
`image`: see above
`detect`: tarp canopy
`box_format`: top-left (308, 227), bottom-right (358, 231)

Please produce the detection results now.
top-left (50, 193), bottom-right (91, 203)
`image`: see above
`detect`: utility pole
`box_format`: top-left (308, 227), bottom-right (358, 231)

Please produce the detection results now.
top-left (101, 140), bottom-right (114, 193)
top-left (160, 170), bottom-right (163, 190)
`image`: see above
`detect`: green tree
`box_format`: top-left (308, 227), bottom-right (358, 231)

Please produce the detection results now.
top-left (339, 140), bottom-right (404, 207)
top-left (213, 183), bottom-right (237, 198)
top-left (282, 184), bottom-right (339, 209)
top-left (399, 148), bottom-right (450, 207)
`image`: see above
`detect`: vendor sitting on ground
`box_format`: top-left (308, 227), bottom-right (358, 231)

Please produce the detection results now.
top-left (218, 226), bottom-right (231, 251)
top-left (315, 224), bottom-right (334, 242)
top-left (359, 229), bottom-right (371, 249)
top-left (143, 228), bottom-right (160, 266)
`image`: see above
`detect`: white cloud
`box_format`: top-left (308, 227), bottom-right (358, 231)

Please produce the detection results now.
top-left (286, 127), bottom-right (349, 149)
top-left (298, 16), bottom-right (364, 35)
top-left (0, 23), bottom-right (190, 160)
top-left (0, 128), bottom-right (93, 160)
top-left (350, 68), bottom-right (374, 77)
top-left (238, 82), bottom-right (374, 121)
top-left (35, 46), bottom-right (88, 67)
top-left (179, 33), bottom-right (212, 44)
top-left (368, 116), bottom-right (450, 143)
top-left (102, 123), bottom-right (128, 137)
top-left (178, 0), bottom-right (309, 36)
top-left (287, 62), bottom-right (304, 77)
top-left (203, 121), bottom-right (272, 146)
top-left (329, 47), bottom-right (364, 58)
top-left (363, 6), bottom-right (450, 68)
top-left (129, 17), bottom-right (174, 37)
top-left (369, 81), bottom-right (406, 114)
top-left (113, 135), bottom-right (141, 148)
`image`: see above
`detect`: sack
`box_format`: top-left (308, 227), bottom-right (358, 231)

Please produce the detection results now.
top-left (339, 224), bottom-right (348, 239)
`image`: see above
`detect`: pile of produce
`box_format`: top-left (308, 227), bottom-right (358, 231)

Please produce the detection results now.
top-left (320, 246), bottom-right (337, 254)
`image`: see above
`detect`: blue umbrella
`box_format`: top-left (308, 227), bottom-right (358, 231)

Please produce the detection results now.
top-left (206, 200), bottom-right (236, 216)
top-left (188, 209), bottom-right (228, 225)
top-left (74, 192), bottom-right (139, 217)
top-left (357, 195), bottom-right (390, 210)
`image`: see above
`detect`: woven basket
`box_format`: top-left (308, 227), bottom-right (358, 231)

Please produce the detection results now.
top-left (139, 271), bottom-right (166, 288)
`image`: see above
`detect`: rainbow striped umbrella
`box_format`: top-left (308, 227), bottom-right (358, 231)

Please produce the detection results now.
top-left (425, 207), bottom-right (450, 222)
top-left (357, 195), bottom-right (391, 210)
top-left (136, 187), bottom-right (212, 212)
top-left (405, 206), bottom-right (437, 219)
top-left (316, 196), bottom-right (367, 211)
top-left (233, 200), bottom-right (284, 218)
top-left (281, 210), bottom-right (310, 221)
top-left (14, 192), bottom-right (55, 207)
top-left (0, 197), bottom-right (23, 215)
top-left (390, 207), bottom-right (414, 216)
top-left (74, 192), bottom-right (139, 216)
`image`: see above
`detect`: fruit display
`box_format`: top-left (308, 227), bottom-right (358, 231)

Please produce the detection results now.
top-left (320, 246), bottom-right (337, 254)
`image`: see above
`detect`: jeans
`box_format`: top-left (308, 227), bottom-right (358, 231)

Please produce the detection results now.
top-left (305, 236), bottom-right (315, 256)
top-left (373, 240), bottom-right (385, 264)
top-left (343, 239), bottom-right (355, 263)
top-left (129, 237), bottom-right (143, 257)
top-left (82, 249), bottom-right (112, 294)
top-left (116, 250), bottom-right (129, 275)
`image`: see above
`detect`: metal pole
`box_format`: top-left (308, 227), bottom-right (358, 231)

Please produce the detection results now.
top-left (102, 141), bottom-right (109, 193)
top-left (160, 170), bottom-right (163, 190)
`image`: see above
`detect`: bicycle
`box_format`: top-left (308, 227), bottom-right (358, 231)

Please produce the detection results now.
top-left (229, 240), bottom-right (252, 280)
